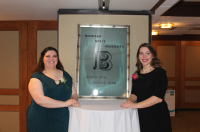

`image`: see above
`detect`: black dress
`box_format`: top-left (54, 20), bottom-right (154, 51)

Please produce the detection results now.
top-left (131, 68), bottom-right (172, 132)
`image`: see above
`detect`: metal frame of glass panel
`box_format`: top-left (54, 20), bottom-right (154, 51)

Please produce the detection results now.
top-left (76, 24), bottom-right (130, 99)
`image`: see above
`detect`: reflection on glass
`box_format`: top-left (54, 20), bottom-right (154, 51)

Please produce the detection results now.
top-left (93, 89), bottom-right (98, 96)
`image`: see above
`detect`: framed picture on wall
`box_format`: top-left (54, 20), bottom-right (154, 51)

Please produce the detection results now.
top-left (76, 24), bottom-right (130, 98)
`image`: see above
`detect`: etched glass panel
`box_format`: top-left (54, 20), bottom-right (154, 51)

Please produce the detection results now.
top-left (77, 25), bottom-right (130, 98)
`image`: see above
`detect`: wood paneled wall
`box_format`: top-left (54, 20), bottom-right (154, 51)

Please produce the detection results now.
top-left (152, 41), bottom-right (181, 107)
top-left (0, 20), bottom-right (57, 132)
top-left (153, 35), bottom-right (200, 108)
top-left (0, 21), bottom-right (28, 132)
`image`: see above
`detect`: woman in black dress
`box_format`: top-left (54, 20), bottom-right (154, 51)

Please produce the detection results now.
top-left (121, 43), bottom-right (172, 132)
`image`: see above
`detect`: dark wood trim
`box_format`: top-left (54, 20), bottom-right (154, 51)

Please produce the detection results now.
top-left (19, 21), bottom-right (28, 132)
top-left (0, 21), bottom-right (19, 30)
top-left (183, 103), bottom-right (200, 108)
top-left (183, 41), bottom-right (200, 46)
top-left (152, 35), bottom-right (200, 41)
top-left (167, 86), bottom-right (175, 90)
top-left (168, 77), bottom-right (175, 81)
top-left (149, 14), bottom-right (152, 44)
top-left (176, 108), bottom-right (200, 111)
top-left (180, 41), bottom-right (186, 107)
top-left (152, 42), bottom-right (157, 51)
top-left (152, 40), bottom-right (179, 46)
top-left (185, 78), bottom-right (200, 81)
top-left (185, 86), bottom-right (200, 90)
top-left (27, 21), bottom-right (37, 78)
top-left (58, 9), bottom-right (152, 15)
top-left (150, 0), bottom-right (166, 14)
top-left (0, 89), bottom-right (19, 95)
top-left (0, 105), bottom-right (19, 111)
top-left (37, 21), bottom-right (57, 30)
top-left (27, 21), bottom-right (37, 106)
top-left (175, 41), bottom-right (181, 108)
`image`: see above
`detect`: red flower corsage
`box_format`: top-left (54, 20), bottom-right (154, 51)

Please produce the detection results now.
top-left (132, 73), bottom-right (143, 80)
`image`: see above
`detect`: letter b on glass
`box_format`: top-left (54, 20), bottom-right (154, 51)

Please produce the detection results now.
top-left (93, 51), bottom-right (112, 71)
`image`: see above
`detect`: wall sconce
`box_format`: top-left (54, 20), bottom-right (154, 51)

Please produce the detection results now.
top-left (152, 31), bottom-right (159, 35)
top-left (159, 23), bottom-right (173, 29)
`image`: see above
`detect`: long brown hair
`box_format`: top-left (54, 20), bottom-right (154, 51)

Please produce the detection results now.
top-left (35, 47), bottom-right (64, 73)
top-left (136, 43), bottom-right (163, 72)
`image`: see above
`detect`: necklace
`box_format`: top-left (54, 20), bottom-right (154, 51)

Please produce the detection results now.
top-left (142, 67), bottom-right (152, 72)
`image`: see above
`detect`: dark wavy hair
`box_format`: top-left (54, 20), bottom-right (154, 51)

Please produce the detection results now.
top-left (35, 47), bottom-right (64, 73)
top-left (136, 43), bottom-right (163, 72)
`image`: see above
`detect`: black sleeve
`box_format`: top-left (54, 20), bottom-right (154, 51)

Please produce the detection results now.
top-left (153, 69), bottom-right (168, 99)
top-left (131, 79), bottom-right (137, 95)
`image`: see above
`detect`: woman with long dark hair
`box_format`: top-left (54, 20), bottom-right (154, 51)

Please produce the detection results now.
top-left (121, 43), bottom-right (172, 132)
top-left (27, 47), bottom-right (79, 132)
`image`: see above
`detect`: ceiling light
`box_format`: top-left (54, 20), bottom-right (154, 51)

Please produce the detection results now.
top-left (159, 23), bottom-right (173, 29)
top-left (152, 31), bottom-right (159, 35)
top-left (98, 0), bottom-right (110, 10)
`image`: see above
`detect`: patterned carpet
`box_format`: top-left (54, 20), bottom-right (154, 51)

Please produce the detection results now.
top-left (171, 111), bottom-right (200, 132)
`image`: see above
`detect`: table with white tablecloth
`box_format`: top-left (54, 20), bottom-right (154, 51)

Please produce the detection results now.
top-left (68, 99), bottom-right (140, 132)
